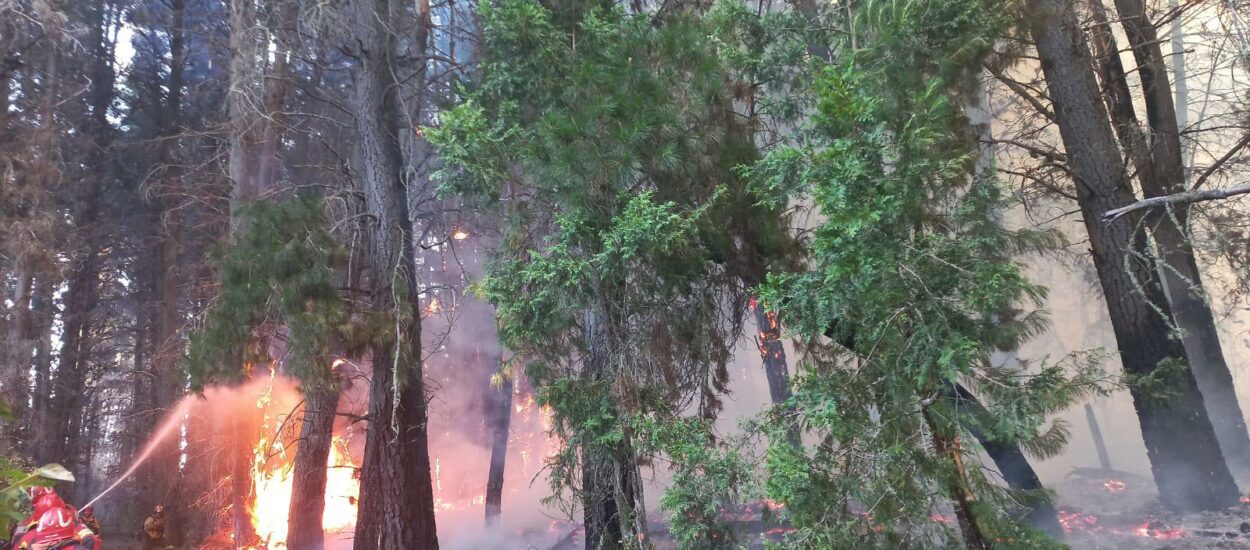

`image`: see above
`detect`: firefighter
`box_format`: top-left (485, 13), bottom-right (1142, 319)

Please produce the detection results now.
top-left (77, 506), bottom-right (99, 536)
top-left (14, 487), bottom-right (67, 538)
top-left (141, 505), bottom-right (172, 550)
top-left (14, 506), bottom-right (97, 550)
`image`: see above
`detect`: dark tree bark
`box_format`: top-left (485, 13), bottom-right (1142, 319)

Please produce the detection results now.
top-left (25, 277), bottom-right (54, 459)
top-left (48, 245), bottom-right (102, 488)
top-left (349, 0), bottom-right (439, 547)
top-left (483, 370), bottom-right (512, 525)
top-left (225, 0), bottom-right (298, 541)
top-left (751, 300), bottom-right (799, 446)
top-left (287, 384), bottom-right (342, 550)
top-left (579, 309), bottom-right (643, 550)
top-left (138, 0), bottom-right (190, 533)
top-left (1110, 0), bottom-right (1250, 475)
top-left (827, 324), bottom-right (1062, 536)
top-left (231, 413), bottom-right (258, 547)
top-left (1025, 0), bottom-right (1239, 511)
top-left (2, 266), bottom-right (33, 450)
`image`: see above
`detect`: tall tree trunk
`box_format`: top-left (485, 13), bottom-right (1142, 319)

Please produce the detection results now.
top-left (349, 0), bottom-right (439, 547)
top-left (2, 265), bottom-right (33, 450)
top-left (287, 384), bottom-right (342, 550)
top-left (48, 247), bottom-right (101, 476)
top-left (1025, 0), bottom-right (1239, 511)
top-left (226, 0), bottom-right (297, 541)
top-left (25, 277), bottom-right (54, 458)
top-left (231, 413), bottom-right (258, 548)
top-left (1110, 0), bottom-right (1250, 475)
top-left (142, 0), bottom-right (189, 531)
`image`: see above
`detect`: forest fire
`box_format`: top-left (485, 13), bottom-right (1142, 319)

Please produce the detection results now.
top-left (247, 436), bottom-right (360, 547)
top-left (190, 372), bottom-right (365, 549)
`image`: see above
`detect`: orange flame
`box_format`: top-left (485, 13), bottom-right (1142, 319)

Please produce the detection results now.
top-left (1102, 479), bottom-right (1126, 492)
top-left (425, 297), bottom-right (443, 316)
top-left (245, 372), bottom-right (360, 548)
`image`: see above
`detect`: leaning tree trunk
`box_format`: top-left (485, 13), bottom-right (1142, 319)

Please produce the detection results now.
top-left (1025, 0), bottom-right (1239, 511)
top-left (349, 0), bottom-right (439, 547)
top-left (1111, 0), bottom-right (1250, 475)
top-left (952, 384), bottom-right (1061, 537)
top-left (922, 404), bottom-right (990, 550)
top-left (287, 384), bottom-right (342, 550)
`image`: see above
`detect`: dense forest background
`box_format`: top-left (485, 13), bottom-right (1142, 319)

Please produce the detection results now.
top-left (2, 0), bottom-right (1250, 548)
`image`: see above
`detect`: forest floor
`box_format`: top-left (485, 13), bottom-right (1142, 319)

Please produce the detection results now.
top-left (1053, 469), bottom-right (1250, 549)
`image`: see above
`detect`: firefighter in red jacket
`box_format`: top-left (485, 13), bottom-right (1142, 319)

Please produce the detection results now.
top-left (14, 488), bottom-right (67, 538)
top-left (14, 506), bottom-right (97, 550)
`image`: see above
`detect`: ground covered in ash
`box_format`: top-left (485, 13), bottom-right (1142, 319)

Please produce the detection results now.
top-left (1053, 468), bottom-right (1250, 549)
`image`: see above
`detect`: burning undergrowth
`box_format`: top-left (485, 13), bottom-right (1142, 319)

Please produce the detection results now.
top-left (1052, 469), bottom-right (1250, 549)
top-left (178, 356), bottom-right (566, 550)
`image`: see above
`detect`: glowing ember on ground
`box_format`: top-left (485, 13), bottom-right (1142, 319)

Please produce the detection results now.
top-left (1103, 479), bottom-right (1126, 492)
top-left (929, 514), bottom-right (953, 524)
top-left (452, 229), bottom-right (470, 240)
top-left (1241, 495), bottom-right (1250, 505)
top-left (762, 499), bottom-right (785, 512)
top-left (1058, 509), bottom-right (1188, 541)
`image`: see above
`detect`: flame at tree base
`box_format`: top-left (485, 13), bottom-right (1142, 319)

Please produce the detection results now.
top-left (247, 436), bottom-right (361, 549)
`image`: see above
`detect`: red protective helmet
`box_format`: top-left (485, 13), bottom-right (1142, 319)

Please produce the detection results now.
top-left (29, 487), bottom-right (67, 517)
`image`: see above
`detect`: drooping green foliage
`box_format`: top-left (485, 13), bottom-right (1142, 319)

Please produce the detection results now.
top-left (429, 1), bottom-right (802, 546)
top-left (184, 197), bottom-right (346, 390)
top-left (746, 0), bottom-right (1106, 546)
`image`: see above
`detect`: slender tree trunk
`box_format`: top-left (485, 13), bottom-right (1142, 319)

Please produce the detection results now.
top-left (231, 413), bottom-right (258, 548)
top-left (484, 369), bottom-right (512, 525)
top-left (287, 384), bottom-right (342, 550)
top-left (1111, 0), bottom-right (1250, 475)
top-left (922, 406), bottom-right (990, 550)
top-left (2, 265), bottom-right (33, 449)
top-left (142, 0), bottom-right (189, 532)
top-left (1025, 0), bottom-right (1239, 511)
top-left (25, 277), bottom-right (53, 458)
top-left (349, 0), bottom-right (439, 547)
top-left (49, 247), bottom-right (101, 479)
top-left (751, 301), bottom-right (799, 447)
